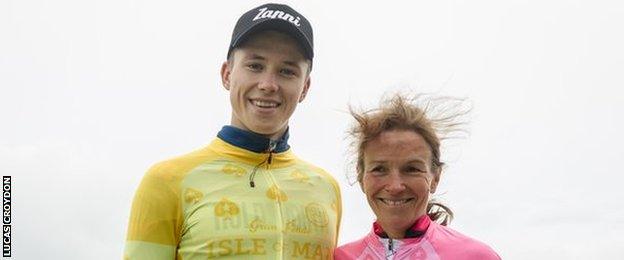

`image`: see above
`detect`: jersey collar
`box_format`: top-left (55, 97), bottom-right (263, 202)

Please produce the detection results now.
top-left (373, 214), bottom-right (431, 239)
top-left (217, 125), bottom-right (290, 153)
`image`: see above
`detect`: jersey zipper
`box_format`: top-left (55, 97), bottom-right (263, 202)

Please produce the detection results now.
top-left (248, 140), bottom-right (277, 187)
top-left (386, 238), bottom-right (394, 260)
top-left (254, 140), bottom-right (285, 258)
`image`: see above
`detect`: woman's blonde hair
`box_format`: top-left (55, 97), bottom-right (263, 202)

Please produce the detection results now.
top-left (348, 93), bottom-right (470, 226)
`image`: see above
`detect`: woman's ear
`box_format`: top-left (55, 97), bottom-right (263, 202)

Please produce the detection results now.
top-left (430, 168), bottom-right (441, 193)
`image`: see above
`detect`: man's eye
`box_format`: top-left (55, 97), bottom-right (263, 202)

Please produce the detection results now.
top-left (247, 63), bottom-right (263, 71)
top-left (280, 68), bottom-right (296, 77)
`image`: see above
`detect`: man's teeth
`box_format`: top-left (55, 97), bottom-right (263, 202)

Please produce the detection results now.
top-left (252, 100), bottom-right (278, 108)
top-left (380, 199), bottom-right (411, 206)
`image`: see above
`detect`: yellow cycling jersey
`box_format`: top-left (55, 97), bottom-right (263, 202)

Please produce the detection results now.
top-left (125, 137), bottom-right (342, 260)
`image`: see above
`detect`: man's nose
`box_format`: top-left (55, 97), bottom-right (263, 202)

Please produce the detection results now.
top-left (257, 73), bottom-right (279, 92)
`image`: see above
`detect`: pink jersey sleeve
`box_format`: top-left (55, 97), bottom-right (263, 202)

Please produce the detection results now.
top-left (428, 223), bottom-right (501, 260)
top-left (334, 238), bottom-right (367, 260)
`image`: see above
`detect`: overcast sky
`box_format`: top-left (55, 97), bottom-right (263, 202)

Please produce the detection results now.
top-left (2, 0), bottom-right (624, 259)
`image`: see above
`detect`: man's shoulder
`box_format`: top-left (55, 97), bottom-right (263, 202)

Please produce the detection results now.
top-left (291, 156), bottom-right (337, 181)
top-left (289, 156), bottom-right (342, 201)
top-left (144, 145), bottom-right (219, 181)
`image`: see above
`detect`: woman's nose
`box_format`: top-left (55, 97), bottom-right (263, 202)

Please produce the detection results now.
top-left (384, 174), bottom-right (406, 194)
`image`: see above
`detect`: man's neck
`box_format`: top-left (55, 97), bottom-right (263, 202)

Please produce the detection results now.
top-left (263, 127), bottom-right (287, 141)
top-left (217, 126), bottom-right (290, 153)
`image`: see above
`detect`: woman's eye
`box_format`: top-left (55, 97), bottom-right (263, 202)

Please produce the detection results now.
top-left (405, 166), bottom-right (423, 174)
top-left (369, 166), bottom-right (386, 175)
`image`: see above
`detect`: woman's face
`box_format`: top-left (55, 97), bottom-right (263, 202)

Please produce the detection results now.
top-left (361, 129), bottom-right (440, 238)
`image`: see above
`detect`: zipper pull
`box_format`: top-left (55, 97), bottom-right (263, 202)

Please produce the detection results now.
top-left (267, 140), bottom-right (277, 165)
top-left (267, 140), bottom-right (277, 152)
top-left (250, 140), bottom-right (277, 188)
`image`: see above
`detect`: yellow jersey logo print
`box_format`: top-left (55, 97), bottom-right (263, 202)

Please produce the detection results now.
top-left (266, 185), bottom-right (288, 202)
top-left (305, 203), bottom-right (328, 227)
top-left (221, 163), bottom-right (247, 177)
top-left (214, 198), bottom-right (240, 219)
top-left (248, 217), bottom-right (277, 233)
top-left (290, 170), bottom-right (309, 183)
top-left (184, 188), bottom-right (204, 204)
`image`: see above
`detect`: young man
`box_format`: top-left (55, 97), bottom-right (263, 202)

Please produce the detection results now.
top-left (124, 3), bottom-right (342, 260)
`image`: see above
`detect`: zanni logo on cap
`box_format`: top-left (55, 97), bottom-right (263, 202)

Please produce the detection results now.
top-left (252, 7), bottom-right (301, 27)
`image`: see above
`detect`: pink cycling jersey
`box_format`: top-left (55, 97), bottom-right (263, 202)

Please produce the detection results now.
top-left (334, 217), bottom-right (500, 260)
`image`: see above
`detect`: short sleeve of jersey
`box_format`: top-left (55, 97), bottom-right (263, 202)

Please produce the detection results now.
top-left (313, 166), bottom-right (343, 245)
top-left (124, 163), bottom-right (184, 260)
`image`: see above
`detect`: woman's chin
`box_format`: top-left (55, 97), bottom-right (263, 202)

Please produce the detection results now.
top-left (378, 216), bottom-right (415, 232)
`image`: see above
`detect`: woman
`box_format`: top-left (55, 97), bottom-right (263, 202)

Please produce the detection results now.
top-left (334, 94), bottom-right (500, 260)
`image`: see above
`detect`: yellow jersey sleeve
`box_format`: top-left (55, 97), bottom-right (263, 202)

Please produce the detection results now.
top-left (124, 163), bottom-right (184, 260)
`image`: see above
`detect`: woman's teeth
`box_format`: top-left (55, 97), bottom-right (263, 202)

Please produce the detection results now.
top-left (380, 198), bottom-right (412, 206)
top-left (252, 100), bottom-right (278, 108)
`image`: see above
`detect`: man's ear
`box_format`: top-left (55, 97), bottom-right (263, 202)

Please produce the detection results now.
top-left (430, 168), bottom-right (441, 194)
top-left (298, 77), bottom-right (311, 102)
top-left (220, 61), bottom-right (231, 90)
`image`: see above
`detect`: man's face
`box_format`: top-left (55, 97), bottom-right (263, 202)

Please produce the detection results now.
top-left (221, 31), bottom-right (311, 139)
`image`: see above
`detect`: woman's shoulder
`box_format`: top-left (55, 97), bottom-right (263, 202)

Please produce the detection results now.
top-left (427, 222), bottom-right (501, 260)
top-left (334, 231), bottom-right (381, 259)
top-left (335, 236), bottom-right (367, 256)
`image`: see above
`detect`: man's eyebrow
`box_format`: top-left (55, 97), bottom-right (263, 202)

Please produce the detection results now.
top-left (282, 60), bottom-right (302, 68)
top-left (243, 53), bottom-right (303, 69)
top-left (243, 53), bottom-right (266, 60)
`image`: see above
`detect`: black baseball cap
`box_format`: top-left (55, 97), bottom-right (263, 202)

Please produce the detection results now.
top-left (227, 3), bottom-right (314, 62)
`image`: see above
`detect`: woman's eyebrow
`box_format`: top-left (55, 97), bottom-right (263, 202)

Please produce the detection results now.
top-left (407, 159), bottom-right (427, 165)
top-left (367, 159), bottom-right (387, 163)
